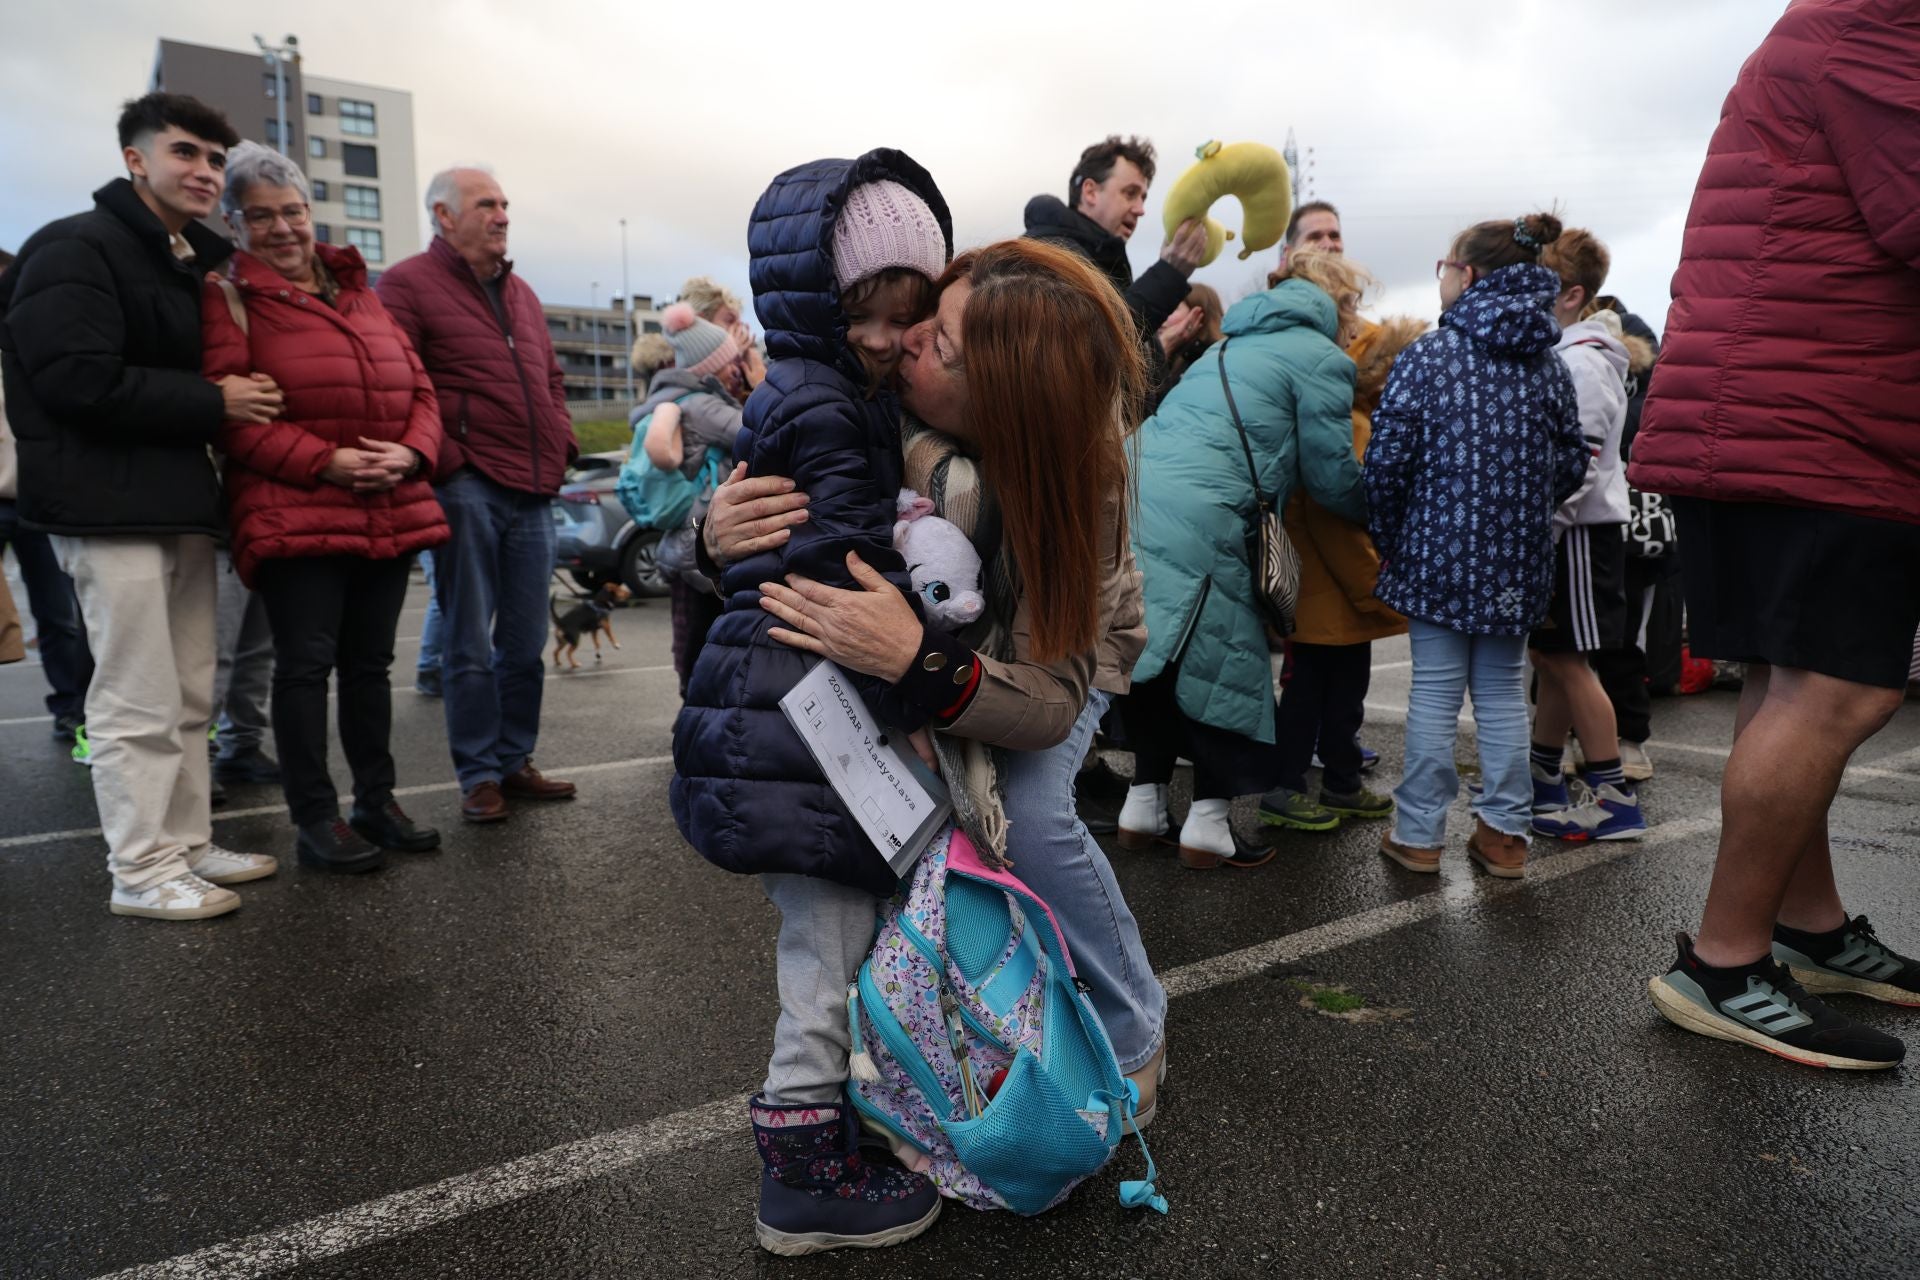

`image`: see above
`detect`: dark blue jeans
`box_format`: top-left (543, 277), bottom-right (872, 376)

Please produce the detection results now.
top-left (0, 498), bottom-right (93, 719)
top-left (432, 469), bottom-right (557, 789)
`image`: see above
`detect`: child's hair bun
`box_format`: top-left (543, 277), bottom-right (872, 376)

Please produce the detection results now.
top-left (1514, 212), bottom-right (1564, 251)
top-left (662, 302), bottom-right (699, 334)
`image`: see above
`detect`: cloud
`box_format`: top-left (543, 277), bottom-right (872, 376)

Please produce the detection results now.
top-left (1, 0), bottom-right (1787, 335)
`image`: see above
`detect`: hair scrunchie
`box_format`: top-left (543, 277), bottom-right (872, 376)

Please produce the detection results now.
top-left (1512, 217), bottom-right (1540, 250)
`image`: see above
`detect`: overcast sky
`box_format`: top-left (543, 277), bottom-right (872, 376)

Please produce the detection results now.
top-left (2, 0), bottom-right (1788, 336)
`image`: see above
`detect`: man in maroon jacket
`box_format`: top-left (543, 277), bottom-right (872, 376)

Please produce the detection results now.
top-left (377, 166), bottom-right (579, 822)
top-left (1632, 0), bottom-right (1920, 1071)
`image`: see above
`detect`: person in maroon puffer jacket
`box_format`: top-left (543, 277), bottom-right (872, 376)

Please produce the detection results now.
top-left (375, 165), bottom-right (579, 823)
top-left (203, 143), bottom-right (449, 875)
top-left (1632, 0), bottom-right (1920, 1071)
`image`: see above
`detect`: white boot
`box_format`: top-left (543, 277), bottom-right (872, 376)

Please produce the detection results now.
top-left (1177, 798), bottom-right (1273, 870)
top-left (1117, 784), bottom-right (1169, 850)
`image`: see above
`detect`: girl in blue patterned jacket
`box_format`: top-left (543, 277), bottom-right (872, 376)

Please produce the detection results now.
top-left (1363, 212), bottom-right (1588, 878)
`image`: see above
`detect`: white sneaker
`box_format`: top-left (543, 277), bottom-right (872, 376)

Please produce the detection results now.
top-left (109, 873), bottom-right (241, 920)
top-left (188, 844), bottom-right (279, 885)
top-left (1620, 741), bottom-right (1654, 782)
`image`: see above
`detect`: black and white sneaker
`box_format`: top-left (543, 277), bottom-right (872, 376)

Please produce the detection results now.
top-left (1773, 915), bottom-right (1920, 1008)
top-left (1648, 932), bottom-right (1905, 1071)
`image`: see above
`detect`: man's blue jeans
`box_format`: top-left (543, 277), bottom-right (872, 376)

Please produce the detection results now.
top-left (1001, 689), bottom-right (1166, 1072)
top-left (416, 549), bottom-right (445, 678)
top-left (0, 498), bottom-right (93, 720)
top-left (1391, 619), bottom-right (1532, 849)
top-left (432, 470), bottom-right (557, 789)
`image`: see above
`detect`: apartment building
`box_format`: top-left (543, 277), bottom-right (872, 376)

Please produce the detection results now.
top-left (149, 38), bottom-right (420, 275)
top-left (545, 296), bottom-right (667, 405)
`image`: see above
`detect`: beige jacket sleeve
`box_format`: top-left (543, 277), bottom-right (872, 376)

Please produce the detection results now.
top-left (938, 492), bottom-right (1134, 751)
top-left (939, 589), bottom-right (1096, 752)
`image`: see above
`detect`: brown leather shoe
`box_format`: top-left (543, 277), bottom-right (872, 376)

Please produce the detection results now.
top-left (461, 781), bottom-right (509, 823)
top-left (1466, 819), bottom-right (1529, 879)
top-left (1379, 832), bottom-right (1442, 874)
top-left (501, 763), bottom-right (577, 801)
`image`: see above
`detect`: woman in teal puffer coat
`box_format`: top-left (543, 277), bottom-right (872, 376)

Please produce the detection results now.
top-left (1118, 259), bottom-right (1367, 868)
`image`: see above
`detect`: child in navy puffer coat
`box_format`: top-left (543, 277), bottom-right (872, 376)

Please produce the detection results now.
top-left (669, 150), bottom-right (957, 1255)
top-left (1364, 212), bottom-right (1587, 880)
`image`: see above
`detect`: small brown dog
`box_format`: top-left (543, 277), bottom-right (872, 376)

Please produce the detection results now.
top-left (550, 582), bottom-right (633, 669)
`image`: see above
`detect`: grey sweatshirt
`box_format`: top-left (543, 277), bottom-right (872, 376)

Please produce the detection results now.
top-left (631, 369), bottom-right (744, 477)
top-left (1552, 317), bottom-right (1631, 530)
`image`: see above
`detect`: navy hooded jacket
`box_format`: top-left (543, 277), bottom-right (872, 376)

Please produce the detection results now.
top-left (670, 150), bottom-right (954, 896)
top-left (1363, 263), bottom-right (1587, 636)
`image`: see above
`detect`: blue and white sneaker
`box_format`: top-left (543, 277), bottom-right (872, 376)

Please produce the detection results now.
top-left (1532, 782), bottom-right (1647, 842)
top-left (1311, 739), bottom-right (1380, 772)
top-left (1530, 762), bottom-right (1569, 814)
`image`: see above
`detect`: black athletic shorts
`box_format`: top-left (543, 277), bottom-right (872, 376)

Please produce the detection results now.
top-left (1530, 524), bottom-right (1629, 654)
top-left (1674, 497), bottom-right (1920, 690)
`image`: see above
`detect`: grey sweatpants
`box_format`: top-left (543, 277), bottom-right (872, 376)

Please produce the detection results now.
top-left (760, 873), bottom-right (881, 1106)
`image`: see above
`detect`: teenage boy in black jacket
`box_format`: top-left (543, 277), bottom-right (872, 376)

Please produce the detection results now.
top-left (0, 93), bottom-right (283, 920)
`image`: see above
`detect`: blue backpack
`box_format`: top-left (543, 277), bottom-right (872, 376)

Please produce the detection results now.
top-left (615, 396), bottom-right (724, 530)
top-left (847, 826), bottom-right (1167, 1216)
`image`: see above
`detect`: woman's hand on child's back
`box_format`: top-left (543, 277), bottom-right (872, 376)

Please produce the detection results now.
top-left (760, 551), bottom-right (922, 683)
top-left (704, 462), bottom-right (810, 564)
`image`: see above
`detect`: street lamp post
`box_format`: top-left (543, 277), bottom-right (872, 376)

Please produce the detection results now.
top-left (620, 218), bottom-right (634, 400)
top-left (590, 281), bottom-right (602, 402)
top-left (253, 33), bottom-right (299, 155)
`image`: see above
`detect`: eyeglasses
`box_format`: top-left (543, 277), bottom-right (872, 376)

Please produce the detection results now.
top-left (1435, 259), bottom-right (1468, 281)
top-left (238, 204), bottom-right (311, 230)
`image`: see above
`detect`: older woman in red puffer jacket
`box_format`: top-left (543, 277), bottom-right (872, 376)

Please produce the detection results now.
top-left (202, 142), bottom-right (449, 875)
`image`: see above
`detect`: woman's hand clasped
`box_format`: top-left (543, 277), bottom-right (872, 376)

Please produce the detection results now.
top-left (320, 438), bottom-right (420, 493)
top-left (760, 551), bottom-right (922, 684)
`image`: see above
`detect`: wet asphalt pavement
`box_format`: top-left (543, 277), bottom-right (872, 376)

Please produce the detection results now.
top-left (4, 572), bottom-right (1920, 1279)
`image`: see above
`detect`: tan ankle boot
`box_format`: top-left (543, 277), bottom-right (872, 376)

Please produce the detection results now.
top-left (1379, 832), bottom-right (1442, 873)
top-left (1467, 819), bottom-right (1529, 878)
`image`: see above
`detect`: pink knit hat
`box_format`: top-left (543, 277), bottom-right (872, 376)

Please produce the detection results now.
top-left (661, 302), bottom-right (742, 379)
top-left (831, 179), bottom-right (949, 295)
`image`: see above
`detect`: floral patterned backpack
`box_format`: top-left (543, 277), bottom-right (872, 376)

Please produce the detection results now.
top-left (846, 826), bottom-right (1167, 1216)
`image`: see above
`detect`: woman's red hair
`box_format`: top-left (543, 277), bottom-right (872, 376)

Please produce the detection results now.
top-left (942, 240), bottom-right (1145, 663)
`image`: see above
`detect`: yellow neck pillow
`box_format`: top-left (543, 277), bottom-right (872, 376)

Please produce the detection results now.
top-left (1161, 140), bottom-right (1293, 267)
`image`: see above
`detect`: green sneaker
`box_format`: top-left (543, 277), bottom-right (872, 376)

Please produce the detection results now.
top-left (71, 724), bottom-right (93, 767)
top-left (1256, 787), bottom-right (1340, 832)
top-left (1321, 786), bottom-right (1393, 820)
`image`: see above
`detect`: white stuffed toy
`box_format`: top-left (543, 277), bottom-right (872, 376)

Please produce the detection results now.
top-left (893, 489), bottom-right (985, 628)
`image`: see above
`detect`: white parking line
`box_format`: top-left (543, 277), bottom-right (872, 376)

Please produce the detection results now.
top-left (94, 816), bottom-right (1718, 1280)
top-left (0, 755), bottom-right (675, 852)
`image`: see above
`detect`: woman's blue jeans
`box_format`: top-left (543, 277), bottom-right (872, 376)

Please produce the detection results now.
top-left (1391, 620), bottom-right (1531, 849)
top-left (1001, 689), bottom-right (1166, 1072)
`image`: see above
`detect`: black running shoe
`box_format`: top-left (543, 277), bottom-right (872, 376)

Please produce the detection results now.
top-left (1773, 915), bottom-right (1920, 1008)
top-left (1648, 932), bottom-right (1904, 1070)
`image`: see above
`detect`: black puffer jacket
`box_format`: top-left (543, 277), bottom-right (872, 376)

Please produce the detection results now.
top-left (1023, 193), bottom-right (1187, 389)
top-left (0, 179), bottom-right (233, 536)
